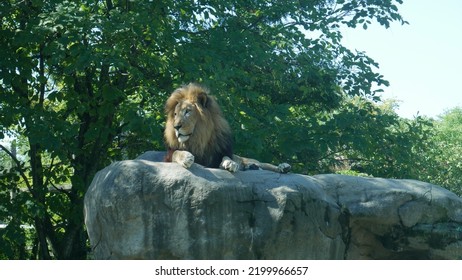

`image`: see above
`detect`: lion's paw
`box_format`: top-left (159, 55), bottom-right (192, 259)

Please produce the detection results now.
top-left (173, 151), bottom-right (195, 168)
top-left (278, 163), bottom-right (291, 173)
top-left (220, 156), bottom-right (240, 172)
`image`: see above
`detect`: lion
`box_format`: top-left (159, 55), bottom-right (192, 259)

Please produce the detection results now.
top-left (164, 83), bottom-right (291, 173)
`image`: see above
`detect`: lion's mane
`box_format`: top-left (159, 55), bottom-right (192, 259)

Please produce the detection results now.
top-left (164, 83), bottom-right (233, 168)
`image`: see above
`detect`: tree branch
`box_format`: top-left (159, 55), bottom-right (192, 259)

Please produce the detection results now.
top-left (0, 143), bottom-right (33, 193)
top-left (38, 43), bottom-right (46, 106)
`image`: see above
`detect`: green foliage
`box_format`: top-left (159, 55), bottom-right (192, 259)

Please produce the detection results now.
top-left (330, 105), bottom-right (462, 197)
top-left (293, 97), bottom-right (434, 178)
top-left (335, 170), bottom-right (372, 178)
top-left (417, 108), bottom-right (462, 195)
top-left (1, 0), bottom-right (167, 259)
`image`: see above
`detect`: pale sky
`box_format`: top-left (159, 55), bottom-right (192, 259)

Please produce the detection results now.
top-left (341, 0), bottom-right (462, 119)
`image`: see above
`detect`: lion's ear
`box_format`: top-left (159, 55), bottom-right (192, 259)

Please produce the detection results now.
top-left (197, 91), bottom-right (209, 108)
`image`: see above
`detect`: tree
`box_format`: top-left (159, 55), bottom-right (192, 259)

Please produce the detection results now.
top-left (418, 108), bottom-right (462, 195)
top-left (297, 97), bottom-right (434, 178)
top-left (0, 0), bottom-right (406, 259)
top-left (1, 0), bottom-right (167, 259)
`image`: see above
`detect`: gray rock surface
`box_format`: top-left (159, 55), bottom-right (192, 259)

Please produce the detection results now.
top-left (84, 151), bottom-right (462, 259)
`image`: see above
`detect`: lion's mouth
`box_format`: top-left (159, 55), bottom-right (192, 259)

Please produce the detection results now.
top-left (175, 130), bottom-right (192, 143)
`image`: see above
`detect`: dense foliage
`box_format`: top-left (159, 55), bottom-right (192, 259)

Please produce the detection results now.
top-left (1, 0), bottom-right (459, 260)
top-left (416, 108), bottom-right (462, 196)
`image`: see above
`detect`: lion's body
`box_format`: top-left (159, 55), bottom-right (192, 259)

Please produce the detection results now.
top-left (164, 83), bottom-right (290, 173)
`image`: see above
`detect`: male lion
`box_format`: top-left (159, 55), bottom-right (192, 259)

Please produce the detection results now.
top-left (164, 83), bottom-right (291, 173)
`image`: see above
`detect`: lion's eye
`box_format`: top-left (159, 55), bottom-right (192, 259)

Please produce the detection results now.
top-left (184, 110), bottom-right (191, 117)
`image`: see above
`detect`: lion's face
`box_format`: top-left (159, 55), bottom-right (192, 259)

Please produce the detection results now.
top-left (172, 100), bottom-right (200, 143)
top-left (164, 83), bottom-right (233, 167)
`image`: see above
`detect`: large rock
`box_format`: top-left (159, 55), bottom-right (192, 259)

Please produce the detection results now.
top-left (84, 151), bottom-right (462, 259)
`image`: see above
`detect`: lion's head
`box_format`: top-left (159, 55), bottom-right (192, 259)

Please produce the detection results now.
top-left (164, 83), bottom-right (233, 168)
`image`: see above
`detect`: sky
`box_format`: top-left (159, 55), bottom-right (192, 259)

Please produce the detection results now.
top-left (340, 0), bottom-right (462, 119)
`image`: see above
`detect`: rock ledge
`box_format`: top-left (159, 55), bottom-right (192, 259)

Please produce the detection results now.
top-left (84, 151), bottom-right (462, 259)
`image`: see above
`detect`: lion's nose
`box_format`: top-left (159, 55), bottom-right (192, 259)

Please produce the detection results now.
top-left (174, 124), bottom-right (182, 131)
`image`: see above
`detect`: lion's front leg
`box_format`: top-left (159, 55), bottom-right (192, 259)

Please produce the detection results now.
top-left (234, 155), bottom-right (291, 173)
top-left (258, 162), bottom-right (291, 173)
top-left (172, 150), bottom-right (195, 168)
top-left (220, 156), bottom-right (240, 172)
